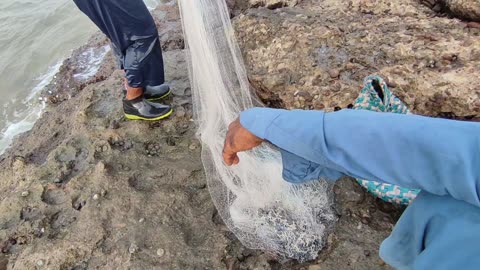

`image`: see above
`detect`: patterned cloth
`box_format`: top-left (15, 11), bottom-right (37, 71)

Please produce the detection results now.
top-left (353, 75), bottom-right (420, 205)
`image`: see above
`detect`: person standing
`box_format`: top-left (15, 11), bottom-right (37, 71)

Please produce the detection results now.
top-left (73, 0), bottom-right (173, 121)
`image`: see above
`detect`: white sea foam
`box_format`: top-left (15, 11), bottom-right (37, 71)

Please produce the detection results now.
top-left (0, 44), bottom-right (109, 156)
top-left (144, 0), bottom-right (161, 10)
top-left (73, 45), bottom-right (111, 81)
top-left (0, 60), bottom-right (61, 155)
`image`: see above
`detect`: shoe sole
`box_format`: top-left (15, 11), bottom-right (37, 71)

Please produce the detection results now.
top-left (124, 108), bottom-right (173, 121)
top-left (146, 89), bottom-right (172, 101)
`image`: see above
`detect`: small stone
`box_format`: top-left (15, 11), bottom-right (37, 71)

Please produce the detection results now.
top-left (308, 265), bottom-right (322, 270)
top-left (93, 194), bottom-right (99, 200)
top-left (36, 259), bottom-right (44, 267)
top-left (129, 243), bottom-right (138, 254)
top-left (189, 143), bottom-right (197, 150)
top-left (123, 141), bottom-right (133, 150)
top-left (102, 145), bottom-right (108, 152)
top-left (12, 156), bottom-right (26, 170)
top-left (176, 107), bottom-right (186, 118)
top-left (442, 54), bottom-right (458, 62)
top-left (21, 191), bottom-right (29, 197)
top-left (328, 69), bottom-right (340, 78)
top-left (357, 222), bottom-right (363, 230)
top-left (156, 248), bottom-right (165, 257)
top-left (101, 189), bottom-right (107, 197)
top-left (53, 178), bottom-right (62, 183)
top-left (466, 22), bottom-right (480, 29)
top-left (139, 218), bottom-right (145, 223)
top-left (364, 250), bottom-right (371, 257)
top-left (361, 217), bottom-right (370, 225)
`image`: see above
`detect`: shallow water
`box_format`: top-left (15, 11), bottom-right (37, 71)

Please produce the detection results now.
top-left (0, 0), bottom-right (162, 155)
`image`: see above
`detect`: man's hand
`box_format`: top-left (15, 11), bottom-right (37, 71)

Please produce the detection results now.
top-left (222, 118), bottom-right (264, 166)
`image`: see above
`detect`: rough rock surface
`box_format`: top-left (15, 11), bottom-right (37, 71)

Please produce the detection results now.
top-left (421, 0), bottom-right (480, 22)
top-left (249, 0), bottom-right (298, 9)
top-left (1, 0), bottom-right (479, 269)
top-left (445, 0), bottom-right (480, 21)
top-left (235, 0), bottom-right (480, 119)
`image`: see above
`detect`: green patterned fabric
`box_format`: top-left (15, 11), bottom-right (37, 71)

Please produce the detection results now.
top-left (353, 75), bottom-right (420, 205)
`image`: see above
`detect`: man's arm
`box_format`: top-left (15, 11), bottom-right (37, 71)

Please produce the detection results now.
top-left (224, 108), bottom-right (480, 208)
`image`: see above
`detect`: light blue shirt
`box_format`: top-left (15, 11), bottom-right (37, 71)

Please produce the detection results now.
top-left (240, 108), bottom-right (480, 269)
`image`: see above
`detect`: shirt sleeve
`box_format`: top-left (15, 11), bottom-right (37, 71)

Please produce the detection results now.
top-left (380, 191), bottom-right (480, 270)
top-left (239, 107), bottom-right (480, 208)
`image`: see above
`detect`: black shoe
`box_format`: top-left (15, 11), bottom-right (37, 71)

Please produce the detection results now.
top-left (144, 84), bottom-right (171, 101)
top-left (123, 96), bottom-right (173, 121)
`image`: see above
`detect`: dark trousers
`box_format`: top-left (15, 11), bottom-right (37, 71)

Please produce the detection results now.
top-left (73, 0), bottom-right (165, 87)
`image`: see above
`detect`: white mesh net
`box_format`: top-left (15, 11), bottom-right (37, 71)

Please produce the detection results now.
top-left (178, 0), bottom-right (336, 261)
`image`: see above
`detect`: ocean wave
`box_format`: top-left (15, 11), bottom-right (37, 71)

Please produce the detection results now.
top-left (0, 44), bottom-right (109, 156)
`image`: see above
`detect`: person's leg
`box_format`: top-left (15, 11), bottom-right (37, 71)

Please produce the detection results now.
top-left (73, 0), bottom-right (172, 120)
top-left (73, 0), bottom-right (166, 97)
top-left (353, 75), bottom-right (420, 205)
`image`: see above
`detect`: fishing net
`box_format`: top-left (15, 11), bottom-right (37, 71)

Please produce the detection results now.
top-left (178, 0), bottom-right (336, 261)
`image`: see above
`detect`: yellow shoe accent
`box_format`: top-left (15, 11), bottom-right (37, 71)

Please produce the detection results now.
top-left (146, 89), bottom-right (172, 101)
top-left (124, 108), bottom-right (173, 121)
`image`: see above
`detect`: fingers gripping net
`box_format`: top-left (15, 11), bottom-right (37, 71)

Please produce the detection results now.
top-left (178, 0), bottom-right (336, 261)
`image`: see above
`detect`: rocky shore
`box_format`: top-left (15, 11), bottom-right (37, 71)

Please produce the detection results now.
top-left (0, 0), bottom-right (478, 269)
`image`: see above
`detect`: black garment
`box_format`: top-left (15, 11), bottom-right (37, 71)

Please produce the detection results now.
top-left (73, 0), bottom-right (165, 87)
